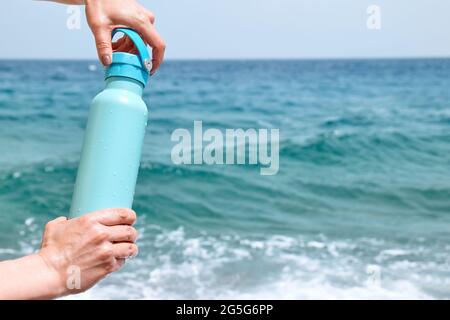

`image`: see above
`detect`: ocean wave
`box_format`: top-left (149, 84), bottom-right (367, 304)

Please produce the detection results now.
top-left (2, 158), bottom-right (450, 227)
top-left (280, 130), bottom-right (450, 166)
top-left (0, 165), bottom-right (449, 299)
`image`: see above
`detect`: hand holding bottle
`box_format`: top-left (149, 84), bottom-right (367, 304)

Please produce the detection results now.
top-left (38, 208), bottom-right (138, 295)
top-left (0, 208), bottom-right (138, 299)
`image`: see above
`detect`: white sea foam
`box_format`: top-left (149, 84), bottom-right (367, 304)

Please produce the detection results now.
top-left (3, 220), bottom-right (444, 300)
top-left (64, 225), bottom-right (446, 300)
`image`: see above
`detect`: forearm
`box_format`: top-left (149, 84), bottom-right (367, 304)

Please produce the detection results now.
top-left (44, 0), bottom-right (85, 5)
top-left (0, 254), bottom-right (64, 300)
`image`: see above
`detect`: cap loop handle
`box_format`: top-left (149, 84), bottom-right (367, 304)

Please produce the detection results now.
top-left (112, 28), bottom-right (151, 74)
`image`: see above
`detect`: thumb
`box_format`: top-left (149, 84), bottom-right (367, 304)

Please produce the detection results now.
top-left (53, 216), bottom-right (68, 223)
top-left (93, 27), bottom-right (113, 66)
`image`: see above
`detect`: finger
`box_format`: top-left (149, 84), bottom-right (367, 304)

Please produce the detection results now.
top-left (113, 242), bottom-right (138, 258)
top-left (86, 208), bottom-right (136, 226)
top-left (53, 216), bottom-right (68, 223)
top-left (116, 37), bottom-right (138, 54)
top-left (114, 41), bottom-right (131, 52)
top-left (92, 26), bottom-right (113, 66)
top-left (115, 36), bottom-right (131, 51)
top-left (145, 9), bottom-right (155, 24)
top-left (137, 5), bottom-right (155, 24)
top-left (134, 22), bottom-right (165, 74)
top-left (112, 36), bottom-right (126, 50)
top-left (126, 36), bottom-right (139, 54)
top-left (44, 216), bottom-right (67, 235)
top-left (107, 225), bottom-right (138, 243)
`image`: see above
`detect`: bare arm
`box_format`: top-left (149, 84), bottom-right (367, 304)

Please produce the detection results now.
top-left (0, 209), bottom-right (138, 299)
top-left (0, 254), bottom-right (63, 299)
top-left (45, 0), bottom-right (85, 4)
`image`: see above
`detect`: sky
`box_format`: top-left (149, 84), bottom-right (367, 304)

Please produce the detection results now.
top-left (0, 0), bottom-right (450, 60)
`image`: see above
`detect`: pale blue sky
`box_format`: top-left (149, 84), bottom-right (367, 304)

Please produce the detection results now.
top-left (0, 0), bottom-right (450, 59)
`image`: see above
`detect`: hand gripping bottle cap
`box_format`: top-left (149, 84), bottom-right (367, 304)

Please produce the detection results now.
top-left (105, 28), bottom-right (151, 86)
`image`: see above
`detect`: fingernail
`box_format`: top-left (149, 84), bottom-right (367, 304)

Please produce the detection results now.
top-left (102, 55), bottom-right (111, 66)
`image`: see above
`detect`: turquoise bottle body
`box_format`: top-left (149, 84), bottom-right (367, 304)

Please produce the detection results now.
top-left (70, 77), bottom-right (147, 216)
top-left (70, 28), bottom-right (151, 217)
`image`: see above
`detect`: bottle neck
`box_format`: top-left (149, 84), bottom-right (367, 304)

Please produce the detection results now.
top-left (105, 76), bottom-right (144, 96)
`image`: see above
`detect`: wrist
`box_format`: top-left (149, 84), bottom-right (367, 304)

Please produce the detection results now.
top-left (35, 251), bottom-right (68, 298)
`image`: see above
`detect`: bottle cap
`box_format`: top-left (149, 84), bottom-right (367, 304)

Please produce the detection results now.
top-left (105, 28), bottom-right (151, 87)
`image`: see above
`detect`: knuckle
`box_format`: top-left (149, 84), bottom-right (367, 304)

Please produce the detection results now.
top-left (136, 12), bottom-right (148, 24)
top-left (44, 217), bottom-right (66, 232)
top-left (118, 208), bottom-right (136, 223)
top-left (80, 215), bottom-right (94, 226)
top-left (126, 226), bottom-right (133, 241)
top-left (89, 18), bottom-right (107, 31)
top-left (156, 41), bottom-right (166, 51)
top-left (44, 221), bottom-right (54, 232)
top-left (118, 209), bottom-right (128, 220)
top-left (98, 243), bottom-right (114, 261)
top-left (96, 40), bottom-right (110, 50)
top-left (45, 219), bottom-right (55, 227)
top-left (91, 225), bottom-right (107, 242)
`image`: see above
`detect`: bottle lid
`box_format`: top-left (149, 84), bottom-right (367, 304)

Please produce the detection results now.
top-left (105, 28), bottom-right (151, 87)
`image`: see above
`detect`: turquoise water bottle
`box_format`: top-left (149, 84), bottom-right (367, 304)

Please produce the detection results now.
top-left (70, 28), bottom-right (151, 217)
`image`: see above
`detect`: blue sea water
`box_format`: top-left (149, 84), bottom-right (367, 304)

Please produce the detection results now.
top-left (0, 59), bottom-right (449, 299)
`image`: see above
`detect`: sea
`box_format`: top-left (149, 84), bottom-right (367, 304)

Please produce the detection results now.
top-left (0, 59), bottom-right (449, 299)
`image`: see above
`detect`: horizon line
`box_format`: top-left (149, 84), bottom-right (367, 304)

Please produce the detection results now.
top-left (1, 56), bottom-right (450, 62)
